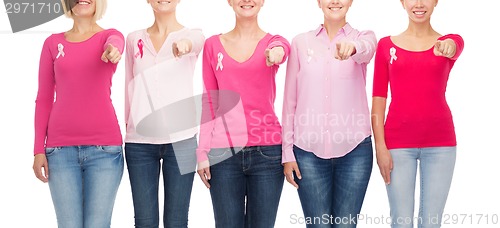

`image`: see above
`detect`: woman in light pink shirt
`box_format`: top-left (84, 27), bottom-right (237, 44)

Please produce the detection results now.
top-left (282, 0), bottom-right (376, 227)
top-left (195, 0), bottom-right (290, 227)
top-left (124, 0), bottom-right (204, 227)
top-left (32, 0), bottom-right (124, 227)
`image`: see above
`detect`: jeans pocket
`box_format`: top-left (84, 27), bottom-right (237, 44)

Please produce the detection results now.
top-left (360, 136), bottom-right (372, 144)
top-left (208, 148), bottom-right (230, 159)
top-left (45, 147), bottom-right (60, 156)
top-left (258, 145), bottom-right (282, 160)
top-left (97, 145), bottom-right (123, 154)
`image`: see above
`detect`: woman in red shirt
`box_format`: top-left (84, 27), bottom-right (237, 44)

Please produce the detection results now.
top-left (372, 0), bottom-right (464, 227)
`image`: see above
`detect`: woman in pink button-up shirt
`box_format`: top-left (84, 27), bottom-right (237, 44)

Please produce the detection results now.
top-left (282, 0), bottom-right (376, 227)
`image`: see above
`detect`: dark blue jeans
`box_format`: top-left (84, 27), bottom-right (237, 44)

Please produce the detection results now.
top-left (294, 136), bottom-right (373, 228)
top-left (208, 145), bottom-right (285, 228)
top-left (124, 136), bottom-right (197, 228)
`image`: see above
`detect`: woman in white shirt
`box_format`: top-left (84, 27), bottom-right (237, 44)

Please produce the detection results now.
top-left (124, 0), bottom-right (204, 227)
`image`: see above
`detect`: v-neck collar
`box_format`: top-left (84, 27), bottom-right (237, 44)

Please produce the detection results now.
top-left (216, 33), bottom-right (270, 64)
top-left (143, 27), bottom-right (187, 55)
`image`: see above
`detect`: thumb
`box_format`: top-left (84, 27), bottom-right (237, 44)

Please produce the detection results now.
top-left (433, 40), bottom-right (443, 56)
top-left (435, 40), bottom-right (443, 50)
top-left (205, 167), bottom-right (211, 180)
top-left (102, 44), bottom-right (113, 62)
top-left (265, 48), bottom-right (270, 58)
top-left (43, 161), bottom-right (49, 180)
top-left (335, 42), bottom-right (342, 59)
top-left (101, 51), bottom-right (109, 62)
top-left (294, 165), bottom-right (302, 179)
top-left (172, 42), bottom-right (179, 56)
top-left (106, 44), bottom-right (115, 52)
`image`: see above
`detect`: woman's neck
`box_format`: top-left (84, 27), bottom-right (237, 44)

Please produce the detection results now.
top-left (323, 18), bottom-right (347, 41)
top-left (70, 18), bottom-right (99, 34)
top-left (229, 18), bottom-right (265, 39)
top-left (404, 20), bottom-right (436, 37)
top-left (149, 12), bottom-right (183, 36)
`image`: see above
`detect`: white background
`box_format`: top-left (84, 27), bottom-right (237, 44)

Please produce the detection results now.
top-left (1, 0), bottom-right (499, 227)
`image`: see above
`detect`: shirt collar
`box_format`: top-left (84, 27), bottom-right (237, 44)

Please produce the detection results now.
top-left (314, 23), bottom-right (353, 37)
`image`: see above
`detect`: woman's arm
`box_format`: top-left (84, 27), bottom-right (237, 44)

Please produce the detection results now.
top-left (33, 36), bottom-right (56, 183)
top-left (124, 33), bottom-right (135, 128)
top-left (372, 39), bottom-right (392, 185)
top-left (350, 30), bottom-right (377, 64)
top-left (266, 35), bottom-right (291, 65)
top-left (282, 37), bottom-right (302, 189)
top-left (372, 97), bottom-right (392, 185)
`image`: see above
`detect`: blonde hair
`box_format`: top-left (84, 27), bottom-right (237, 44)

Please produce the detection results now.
top-left (61, 0), bottom-right (107, 21)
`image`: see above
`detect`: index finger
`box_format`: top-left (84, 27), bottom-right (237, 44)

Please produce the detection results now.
top-left (197, 169), bottom-right (211, 188)
top-left (285, 173), bottom-right (299, 189)
top-left (435, 40), bottom-right (444, 51)
top-left (381, 166), bottom-right (391, 185)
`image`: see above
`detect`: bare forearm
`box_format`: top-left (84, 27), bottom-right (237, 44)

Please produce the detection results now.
top-left (371, 97), bottom-right (388, 150)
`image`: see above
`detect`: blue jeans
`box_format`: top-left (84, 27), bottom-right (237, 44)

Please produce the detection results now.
top-left (387, 147), bottom-right (456, 228)
top-left (46, 145), bottom-right (124, 228)
top-left (125, 136), bottom-right (197, 228)
top-left (208, 145), bottom-right (284, 228)
top-left (293, 136), bottom-right (373, 228)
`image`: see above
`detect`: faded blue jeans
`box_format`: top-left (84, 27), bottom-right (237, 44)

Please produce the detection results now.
top-left (46, 145), bottom-right (124, 228)
top-left (293, 136), bottom-right (373, 228)
top-left (387, 147), bottom-right (456, 228)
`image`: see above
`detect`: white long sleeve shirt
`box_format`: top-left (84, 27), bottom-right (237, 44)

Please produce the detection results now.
top-left (125, 28), bottom-right (205, 144)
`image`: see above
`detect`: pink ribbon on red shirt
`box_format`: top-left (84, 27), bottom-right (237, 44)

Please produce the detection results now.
top-left (135, 39), bottom-right (144, 58)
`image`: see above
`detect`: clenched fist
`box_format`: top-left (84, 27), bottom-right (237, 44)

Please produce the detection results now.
top-left (173, 39), bottom-right (193, 58)
top-left (433, 39), bottom-right (457, 58)
top-left (101, 44), bottom-right (121, 64)
top-left (265, 46), bottom-right (285, 67)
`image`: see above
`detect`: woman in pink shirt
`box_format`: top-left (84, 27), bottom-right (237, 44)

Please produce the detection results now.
top-left (124, 0), bottom-right (204, 227)
top-left (282, 0), bottom-right (376, 227)
top-left (372, 0), bottom-right (464, 227)
top-left (32, 0), bottom-right (124, 227)
top-left (195, 0), bottom-right (290, 227)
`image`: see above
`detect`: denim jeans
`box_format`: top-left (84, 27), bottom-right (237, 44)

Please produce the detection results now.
top-left (293, 136), bottom-right (373, 228)
top-left (124, 136), bottom-right (197, 228)
top-left (208, 145), bottom-right (284, 228)
top-left (387, 147), bottom-right (456, 228)
top-left (46, 145), bottom-right (124, 228)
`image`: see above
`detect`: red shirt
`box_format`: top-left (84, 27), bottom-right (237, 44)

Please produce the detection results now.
top-left (372, 34), bottom-right (464, 149)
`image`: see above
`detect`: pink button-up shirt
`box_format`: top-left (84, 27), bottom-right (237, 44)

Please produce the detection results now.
top-left (282, 24), bottom-right (376, 163)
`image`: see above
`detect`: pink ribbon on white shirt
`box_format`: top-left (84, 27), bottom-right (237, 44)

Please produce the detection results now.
top-left (216, 52), bottom-right (224, 71)
top-left (135, 39), bottom-right (144, 59)
top-left (56, 43), bottom-right (65, 59)
top-left (390, 47), bottom-right (397, 64)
